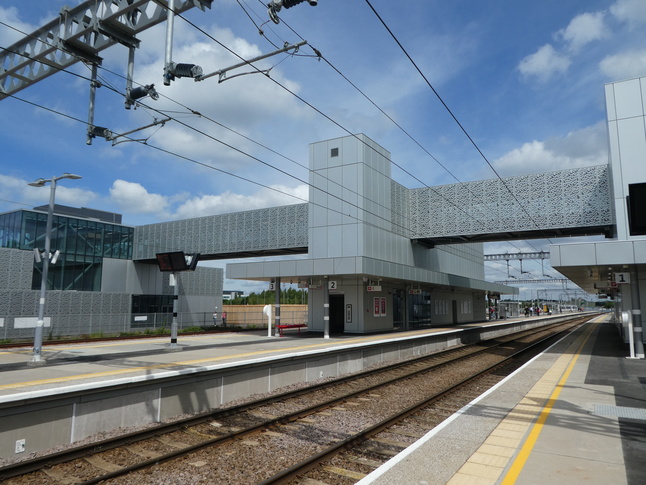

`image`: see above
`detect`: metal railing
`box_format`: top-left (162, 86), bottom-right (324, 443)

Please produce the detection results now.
top-left (0, 308), bottom-right (309, 341)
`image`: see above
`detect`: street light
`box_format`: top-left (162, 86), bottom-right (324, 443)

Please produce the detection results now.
top-left (27, 173), bottom-right (82, 365)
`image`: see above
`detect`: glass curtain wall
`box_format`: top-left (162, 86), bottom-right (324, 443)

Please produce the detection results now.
top-left (0, 210), bottom-right (133, 291)
top-left (409, 290), bottom-right (433, 327)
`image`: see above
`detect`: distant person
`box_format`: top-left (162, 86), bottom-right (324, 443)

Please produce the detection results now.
top-left (525, 307), bottom-right (530, 317)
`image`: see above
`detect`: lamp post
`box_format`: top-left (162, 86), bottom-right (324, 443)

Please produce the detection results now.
top-left (27, 173), bottom-right (82, 365)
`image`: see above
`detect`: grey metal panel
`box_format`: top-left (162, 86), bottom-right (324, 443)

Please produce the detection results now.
top-left (0, 249), bottom-right (33, 290)
top-left (178, 267), bottom-right (223, 297)
top-left (558, 243), bottom-right (599, 266)
top-left (634, 240), bottom-right (646, 263)
top-left (409, 165), bottom-right (613, 239)
top-left (0, 288), bottom-right (133, 339)
top-left (596, 241), bottom-right (636, 265)
top-left (613, 78), bottom-right (644, 120)
top-left (133, 204), bottom-right (309, 260)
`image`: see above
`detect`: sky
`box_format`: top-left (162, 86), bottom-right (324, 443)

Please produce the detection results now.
top-left (2, 0), bottom-right (646, 299)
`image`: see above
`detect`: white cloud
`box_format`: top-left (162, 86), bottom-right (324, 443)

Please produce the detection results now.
top-left (173, 183), bottom-right (308, 219)
top-left (494, 122), bottom-right (608, 175)
top-left (610, 0), bottom-right (646, 29)
top-left (109, 180), bottom-right (169, 215)
top-left (600, 49), bottom-right (646, 80)
top-left (49, 185), bottom-right (96, 207)
top-left (518, 44), bottom-right (571, 82)
top-left (0, 173), bottom-right (95, 210)
top-left (559, 12), bottom-right (609, 52)
top-left (0, 7), bottom-right (33, 46)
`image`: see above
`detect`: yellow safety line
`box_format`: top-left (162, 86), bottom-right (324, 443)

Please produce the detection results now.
top-left (499, 323), bottom-right (594, 484)
top-left (0, 331), bottom-right (416, 391)
top-left (2, 321), bottom-right (593, 394)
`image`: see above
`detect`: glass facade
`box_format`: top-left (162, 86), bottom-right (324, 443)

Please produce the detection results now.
top-left (409, 291), bottom-right (433, 327)
top-left (0, 210), bottom-right (133, 291)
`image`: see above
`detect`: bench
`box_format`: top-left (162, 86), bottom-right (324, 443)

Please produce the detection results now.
top-left (275, 324), bottom-right (307, 337)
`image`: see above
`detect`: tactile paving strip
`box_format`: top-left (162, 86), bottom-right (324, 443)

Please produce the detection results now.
top-left (593, 404), bottom-right (646, 421)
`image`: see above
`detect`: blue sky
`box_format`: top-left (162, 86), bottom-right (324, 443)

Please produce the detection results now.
top-left (2, 0), bottom-right (646, 298)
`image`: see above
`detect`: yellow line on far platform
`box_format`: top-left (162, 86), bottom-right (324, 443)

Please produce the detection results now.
top-left (0, 331), bottom-right (414, 391)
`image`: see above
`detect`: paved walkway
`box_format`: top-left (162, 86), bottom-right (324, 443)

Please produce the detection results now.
top-left (358, 316), bottom-right (646, 485)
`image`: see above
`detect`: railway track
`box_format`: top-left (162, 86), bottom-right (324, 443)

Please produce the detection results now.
top-left (0, 316), bottom-right (591, 484)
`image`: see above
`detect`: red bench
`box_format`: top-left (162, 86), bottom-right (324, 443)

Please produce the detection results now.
top-left (275, 324), bottom-right (307, 337)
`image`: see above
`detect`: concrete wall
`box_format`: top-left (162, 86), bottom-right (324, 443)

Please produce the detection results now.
top-left (0, 315), bottom-right (576, 459)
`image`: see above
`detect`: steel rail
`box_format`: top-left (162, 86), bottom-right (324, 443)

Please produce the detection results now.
top-left (257, 318), bottom-right (590, 484)
top-left (0, 316), bottom-right (592, 482)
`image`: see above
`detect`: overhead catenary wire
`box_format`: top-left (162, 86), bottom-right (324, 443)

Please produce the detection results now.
top-left (362, 0), bottom-right (551, 249)
top-left (254, 8), bottom-right (544, 255)
top-left (3, 8), bottom-right (548, 276)
top-left (0, 36), bottom-right (406, 243)
top-left (0, 25), bottom-right (542, 283)
top-left (7, 90), bottom-right (488, 268)
top-left (0, 12), bottom-right (544, 253)
top-left (174, 12), bottom-right (522, 242)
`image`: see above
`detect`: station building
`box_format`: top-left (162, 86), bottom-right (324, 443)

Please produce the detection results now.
top-left (0, 205), bottom-right (223, 340)
top-left (550, 76), bottom-right (646, 357)
top-left (225, 135), bottom-right (514, 334)
top-left (26, 79), bottom-right (646, 341)
top-left (0, 133), bottom-right (513, 340)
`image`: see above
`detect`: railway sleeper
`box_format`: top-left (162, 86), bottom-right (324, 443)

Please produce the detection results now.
top-left (347, 455), bottom-right (384, 468)
top-left (321, 465), bottom-right (368, 480)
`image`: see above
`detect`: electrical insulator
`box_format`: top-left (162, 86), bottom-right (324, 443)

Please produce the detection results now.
top-left (282, 0), bottom-right (307, 7)
top-left (173, 64), bottom-right (203, 79)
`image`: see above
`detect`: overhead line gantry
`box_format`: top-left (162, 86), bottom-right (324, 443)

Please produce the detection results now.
top-left (0, 0), bottom-right (316, 143)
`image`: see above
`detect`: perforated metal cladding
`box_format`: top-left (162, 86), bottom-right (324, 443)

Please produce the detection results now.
top-left (390, 181), bottom-right (411, 238)
top-left (0, 289), bottom-right (132, 338)
top-left (408, 165), bottom-right (613, 238)
top-left (172, 267), bottom-right (223, 297)
top-left (0, 248), bottom-right (33, 290)
top-left (134, 204), bottom-right (309, 260)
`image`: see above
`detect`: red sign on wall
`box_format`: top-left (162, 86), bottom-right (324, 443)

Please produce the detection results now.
top-left (374, 297), bottom-right (381, 317)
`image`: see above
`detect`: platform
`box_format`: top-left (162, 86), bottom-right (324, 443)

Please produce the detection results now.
top-left (358, 315), bottom-right (646, 485)
top-left (3, 313), bottom-right (643, 485)
top-left (0, 317), bottom-right (538, 398)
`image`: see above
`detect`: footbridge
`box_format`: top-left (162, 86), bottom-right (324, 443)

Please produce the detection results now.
top-left (134, 162), bottom-right (614, 261)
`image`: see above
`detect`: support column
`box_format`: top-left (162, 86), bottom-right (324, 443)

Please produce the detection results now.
top-left (323, 276), bottom-right (330, 339)
top-left (86, 63), bottom-right (99, 145)
top-left (630, 268), bottom-right (645, 359)
top-left (166, 272), bottom-right (181, 352)
top-left (274, 278), bottom-right (281, 337)
top-left (403, 287), bottom-right (409, 330)
top-left (163, 0), bottom-right (176, 85)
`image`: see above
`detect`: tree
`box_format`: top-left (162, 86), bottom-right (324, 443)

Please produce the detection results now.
top-left (228, 289), bottom-right (308, 305)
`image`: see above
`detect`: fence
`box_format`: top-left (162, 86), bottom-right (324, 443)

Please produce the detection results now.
top-left (220, 304), bottom-right (308, 328)
top-left (1, 305), bottom-right (309, 341)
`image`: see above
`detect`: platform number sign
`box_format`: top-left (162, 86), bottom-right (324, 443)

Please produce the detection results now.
top-left (328, 280), bottom-right (337, 290)
top-left (269, 282), bottom-right (276, 290)
top-left (614, 272), bottom-right (630, 284)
